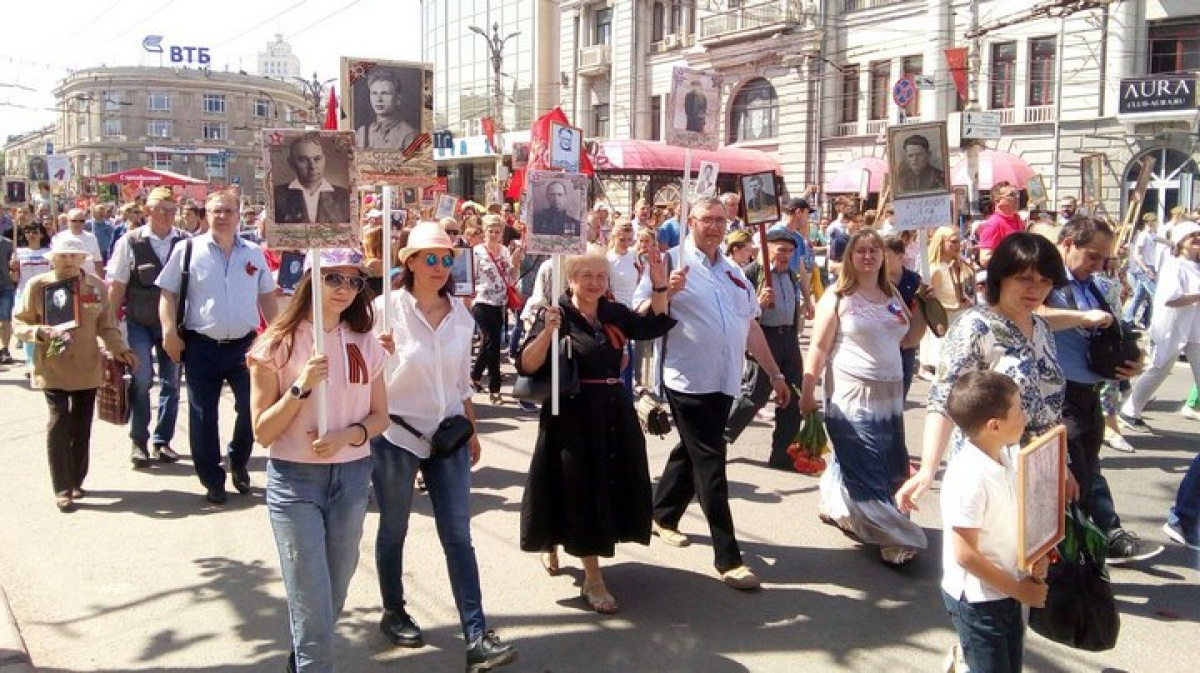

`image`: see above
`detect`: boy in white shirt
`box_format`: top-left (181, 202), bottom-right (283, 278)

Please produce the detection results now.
top-left (941, 371), bottom-right (1051, 673)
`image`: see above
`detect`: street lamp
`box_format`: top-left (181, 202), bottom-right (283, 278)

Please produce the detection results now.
top-left (469, 22), bottom-right (520, 186)
top-left (292, 72), bottom-right (336, 125)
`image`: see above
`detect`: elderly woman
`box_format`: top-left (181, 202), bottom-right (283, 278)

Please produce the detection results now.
top-left (472, 214), bottom-right (523, 403)
top-left (518, 250), bottom-right (675, 614)
top-left (919, 226), bottom-right (972, 380)
top-left (14, 233), bottom-right (136, 512)
top-left (724, 229), bottom-right (757, 269)
top-left (801, 230), bottom-right (926, 565)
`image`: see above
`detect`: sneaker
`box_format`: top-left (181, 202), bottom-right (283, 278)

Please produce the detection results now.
top-left (131, 444), bottom-right (152, 469)
top-left (1106, 529), bottom-right (1164, 565)
top-left (1180, 405), bottom-right (1200, 421)
top-left (651, 521), bottom-right (690, 547)
top-left (0, 348), bottom-right (13, 365)
top-left (719, 565), bottom-right (761, 590)
top-left (1103, 432), bottom-right (1136, 453)
top-left (153, 444), bottom-right (181, 463)
top-left (1118, 412), bottom-right (1150, 432)
top-left (518, 401), bottom-right (539, 413)
top-left (1163, 521), bottom-right (1200, 551)
top-left (466, 630), bottom-right (517, 672)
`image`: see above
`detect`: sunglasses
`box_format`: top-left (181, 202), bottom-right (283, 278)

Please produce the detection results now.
top-left (424, 252), bottom-right (455, 268)
top-left (322, 272), bottom-right (366, 292)
top-left (69, 219), bottom-right (87, 224)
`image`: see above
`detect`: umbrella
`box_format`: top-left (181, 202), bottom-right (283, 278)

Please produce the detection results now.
top-left (951, 149), bottom-right (1036, 190)
top-left (825, 156), bottom-right (887, 194)
top-left (94, 168), bottom-right (207, 186)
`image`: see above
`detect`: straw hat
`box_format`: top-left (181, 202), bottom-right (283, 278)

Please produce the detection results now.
top-left (45, 233), bottom-right (94, 260)
top-left (397, 221), bottom-right (455, 262)
top-left (1171, 221), bottom-right (1200, 245)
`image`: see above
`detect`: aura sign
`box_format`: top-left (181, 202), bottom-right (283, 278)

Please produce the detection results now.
top-left (1118, 76), bottom-right (1197, 115)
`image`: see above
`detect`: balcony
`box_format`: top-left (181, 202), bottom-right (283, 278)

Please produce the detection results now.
top-left (1023, 104), bottom-right (1056, 123)
top-left (698, 1), bottom-right (805, 44)
top-left (994, 108), bottom-right (1017, 125)
top-left (578, 44), bottom-right (612, 77)
top-left (842, 0), bottom-right (912, 11)
top-left (834, 121), bottom-right (860, 137)
top-left (866, 119), bottom-right (888, 136)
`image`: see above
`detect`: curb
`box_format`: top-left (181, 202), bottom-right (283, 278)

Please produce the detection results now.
top-left (0, 586), bottom-right (33, 673)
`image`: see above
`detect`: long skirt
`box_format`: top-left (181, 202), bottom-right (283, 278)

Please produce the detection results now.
top-left (819, 369), bottom-right (927, 550)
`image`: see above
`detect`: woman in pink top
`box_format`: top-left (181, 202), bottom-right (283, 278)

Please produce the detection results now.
top-left (247, 248), bottom-right (389, 673)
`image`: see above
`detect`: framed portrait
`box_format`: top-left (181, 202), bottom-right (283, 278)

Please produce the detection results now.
top-left (526, 170), bottom-right (588, 255)
top-left (43, 278), bottom-right (81, 330)
top-left (739, 171), bottom-right (780, 226)
top-left (888, 122), bottom-right (951, 198)
top-left (549, 123), bottom-right (582, 173)
top-left (435, 194), bottom-right (460, 220)
top-left (511, 141), bottom-right (531, 171)
top-left (341, 57), bottom-right (434, 180)
top-left (3, 177), bottom-right (28, 206)
top-left (693, 160), bottom-right (719, 202)
top-left (450, 247), bottom-right (475, 297)
top-left (27, 156), bottom-right (48, 182)
top-left (952, 185), bottom-right (970, 216)
top-left (277, 251), bottom-right (306, 296)
top-left (1018, 425), bottom-right (1068, 571)
top-left (262, 129), bottom-right (359, 251)
top-left (400, 186), bottom-right (419, 206)
top-left (666, 66), bottom-right (723, 151)
top-left (1080, 153), bottom-right (1105, 208)
top-left (389, 209), bottom-right (408, 232)
top-left (1025, 175), bottom-right (1048, 207)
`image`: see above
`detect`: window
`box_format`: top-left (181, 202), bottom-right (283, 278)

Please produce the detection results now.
top-left (841, 65), bottom-right (860, 124)
top-left (651, 95), bottom-right (662, 140)
top-left (902, 55), bottom-right (923, 117)
top-left (148, 92), bottom-right (171, 112)
top-left (669, 1), bottom-right (683, 33)
top-left (205, 154), bottom-right (227, 178)
top-left (1148, 20), bottom-right (1200, 74)
top-left (254, 98), bottom-right (271, 118)
top-left (594, 8), bottom-right (612, 45)
top-left (728, 78), bottom-right (779, 143)
top-left (147, 120), bottom-right (171, 138)
top-left (202, 93), bottom-right (227, 114)
top-left (1028, 37), bottom-right (1056, 106)
top-left (105, 160), bottom-right (121, 173)
top-left (103, 92), bottom-right (122, 112)
top-left (652, 2), bottom-right (665, 42)
top-left (869, 60), bottom-right (890, 120)
top-left (593, 103), bottom-right (610, 138)
top-left (103, 119), bottom-right (122, 137)
top-left (989, 41), bottom-right (1017, 109)
top-left (150, 153), bottom-right (171, 171)
top-left (203, 122), bottom-right (227, 141)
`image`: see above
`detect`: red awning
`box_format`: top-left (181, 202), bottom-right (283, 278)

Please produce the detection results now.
top-left (592, 139), bottom-right (780, 176)
top-left (95, 168), bottom-right (208, 186)
top-left (825, 156), bottom-right (888, 194)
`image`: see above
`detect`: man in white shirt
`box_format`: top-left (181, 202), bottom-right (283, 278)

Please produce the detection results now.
top-left (1124, 212), bottom-right (1164, 328)
top-left (59, 208), bottom-right (104, 276)
top-left (272, 136), bottom-right (351, 224)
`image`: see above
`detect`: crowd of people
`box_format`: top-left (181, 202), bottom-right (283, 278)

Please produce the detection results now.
top-left (3, 183), bottom-right (1200, 673)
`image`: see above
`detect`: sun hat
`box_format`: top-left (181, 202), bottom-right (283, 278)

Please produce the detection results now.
top-left (397, 221), bottom-right (455, 262)
top-left (45, 233), bottom-right (94, 260)
top-left (1171, 221), bottom-right (1200, 245)
top-left (303, 247), bottom-right (367, 273)
top-left (725, 229), bottom-right (754, 249)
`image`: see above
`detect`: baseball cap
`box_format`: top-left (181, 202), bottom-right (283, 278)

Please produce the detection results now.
top-left (784, 198), bottom-right (814, 213)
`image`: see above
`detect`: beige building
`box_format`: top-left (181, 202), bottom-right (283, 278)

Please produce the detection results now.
top-left (4, 125), bottom-right (60, 180)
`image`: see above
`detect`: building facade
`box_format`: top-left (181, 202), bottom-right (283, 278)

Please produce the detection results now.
top-left (257, 34), bottom-right (303, 81)
top-left (52, 66), bottom-right (308, 204)
top-left (4, 125), bottom-right (60, 179)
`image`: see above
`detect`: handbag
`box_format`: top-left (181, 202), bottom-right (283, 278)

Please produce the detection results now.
top-left (390, 414), bottom-right (475, 459)
top-left (97, 352), bottom-right (132, 425)
top-left (512, 334), bottom-right (580, 403)
top-left (483, 246), bottom-right (523, 311)
top-left (635, 388), bottom-right (672, 437)
top-left (1029, 505), bottom-right (1120, 652)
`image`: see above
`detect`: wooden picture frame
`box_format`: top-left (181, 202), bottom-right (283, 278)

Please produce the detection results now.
top-left (739, 170), bottom-right (780, 226)
top-left (1017, 424), bottom-right (1068, 571)
top-left (435, 194), bottom-right (460, 220)
top-left (43, 277), bottom-right (81, 330)
top-left (1080, 153), bottom-right (1105, 211)
top-left (1025, 175), bottom-right (1048, 207)
top-left (888, 121), bottom-right (952, 198)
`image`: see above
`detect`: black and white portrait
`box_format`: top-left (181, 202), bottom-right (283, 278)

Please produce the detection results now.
top-left (43, 278), bottom-right (79, 330)
top-left (390, 209), bottom-right (408, 232)
top-left (435, 194), bottom-right (460, 221)
top-left (263, 129), bottom-right (359, 250)
top-left (888, 123), bottom-right (951, 198)
top-left (740, 171), bottom-right (779, 226)
top-left (694, 160), bottom-right (719, 201)
top-left (549, 123), bottom-right (582, 173)
top-left (450, 247), bottom-right (475, 297)
top-left (349, 65), bottom-right (423, 151)
top-left (527, 170), bottom-right (588, 255)
top-left (27, 156), bottom-right (48, 182)
top-left (667, 66), bottom-right (722, 151)
top-left (512, 142), bottom-right (530, 171)
top-left (3, 178), bottom-right (28, 206)
top-left (1080, 154), bottom-right (1105, 208)
top-left (277, 251), bottom-right (306, 295)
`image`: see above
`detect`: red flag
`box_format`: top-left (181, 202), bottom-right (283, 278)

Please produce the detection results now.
top-left (528, 107), bottom-right (594, 175)
top-left (482, 116), bottom-right (496, 153)
top-left (323, 86), bottom-right (339, 131)
top-left (944, 48), bottom-right (969, 103)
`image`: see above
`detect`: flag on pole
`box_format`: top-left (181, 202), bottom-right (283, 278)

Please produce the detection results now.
top-left (324, 87), bottom-right (339, 131)
top-left (944, 48), bottom-right (969, 103)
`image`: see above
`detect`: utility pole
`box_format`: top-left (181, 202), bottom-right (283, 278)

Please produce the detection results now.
top-left (470, 22), bottom-right (521, 190)
top-left (965, 1), bottom-right (982, 219)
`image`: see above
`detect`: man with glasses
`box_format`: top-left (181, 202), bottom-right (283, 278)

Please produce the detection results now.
top-left (976, 185), bottom-right (1024, 267)
top-left (1057, 196), bottom-right (1078, 226)
top-left (108, 187), bottom-right (189, 468)
top-left (60, 208), bottom-right (104, 276)
top-left (86, 204), bottom-right (116, 265)
top-left (157, 190), bottom-right (278, 504)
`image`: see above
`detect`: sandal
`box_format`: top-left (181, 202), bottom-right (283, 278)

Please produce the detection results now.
top-left (489, 393), bottom-right (504, 405)
top-left (581, 580), bottom-right (619, 614)
top-left (540, 551), bottom-right (560, 576)
top-left (55, 496), bottom-right (75, 513)
top-left (71, 488), bottom-right (86, 499)
top-left (881, 546), bottom-right (917, 566)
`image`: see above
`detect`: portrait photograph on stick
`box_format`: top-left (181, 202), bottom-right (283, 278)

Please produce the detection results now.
top-left (263, 129), bottom-right (359, 250)
top-left (888, 122), bottom-right (951, 198)
top-left (277, 251), bottom-right (306, 296)
top-left (693, 160), bottom-right (719, 202)
top-left (526, 170), bottom-right (588, 255)
top-left (1026, 175), bottom-right (1048, 207)
top-left (1018, 425), bottom-right (1067, 571)
top-left (739, 171), bottom-right (780, 226)
top-left (1080, 153), bottom-right (1105, 211)
top-left (435, 194), bottom-right (461, 221)
top-left (3, 178), bottom-right (28, 206)
top-left (666, 66), bottom-right (722, 150)
top-left (450, 247), bottom-right (475, 297)
top-left (549, 123), bottom-right (582, 173)
top-left (341, 57), bottom-right (434, 179)
top-left (43, 278), bottom-right (81, 331)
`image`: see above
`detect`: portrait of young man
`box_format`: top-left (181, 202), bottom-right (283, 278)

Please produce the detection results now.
top-left (892, 129), bottom-right (947, 196)
top-left (352, 66), bottom-right (422, 151)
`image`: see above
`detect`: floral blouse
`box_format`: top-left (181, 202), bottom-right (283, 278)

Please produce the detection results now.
top-left (473, 244), bottom-right (513, 307)
top-left (928, 305), bottom-right (1065, 456)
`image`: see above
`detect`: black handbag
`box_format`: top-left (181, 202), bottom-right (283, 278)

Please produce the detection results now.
top-left (1088, 318), bottom-right (1142, 380)
top-left (390, 414), bottom-right (474, 459)
top-left (1029, 505), bottom-right (1120, 652)
top-left (635, 388), bottom-right (672, 437)
top-left (512, 327), bottom-right (580, 403)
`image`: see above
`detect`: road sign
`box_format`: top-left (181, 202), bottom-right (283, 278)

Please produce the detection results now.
top-left (893, 78), bottom-right (916, 107)
top-left (962, 110), bottom-right (1002, 140)
top-left (915, 74), bottom-right (935, 91)
top-left (45, 142), bottom-right (54, 155)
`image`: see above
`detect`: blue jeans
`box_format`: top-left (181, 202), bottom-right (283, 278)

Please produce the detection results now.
top-left (1169, 452), bottom-right (1200, 545)
top-left (182, 333), bottom-right (255, 491)
top-left (127, 321), bottom-right (180, 448)
top-left (371, 436), bottom-right (486, 642)
top-left (942, 591), bottom-right (1024, 673)
top-left (267, 457), bottom-right (373, 673)
top-left (1123, 271), bottom-right (1155, 327)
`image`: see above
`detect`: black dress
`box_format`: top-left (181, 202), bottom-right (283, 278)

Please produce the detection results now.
top-left (518, 295), bottom-right (676, 558)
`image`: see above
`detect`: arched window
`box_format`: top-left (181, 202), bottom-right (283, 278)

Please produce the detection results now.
top-left (1122, 147), bottom-right (1198, 223)
top-left (727, 78), bottom-right (778, 144)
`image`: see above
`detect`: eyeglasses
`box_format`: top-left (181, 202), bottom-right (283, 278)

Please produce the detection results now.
top-left (322, 272), bottom-right (366, 293)
top-left (69, 219), bottom-right (87, 224)
top-left (424, 252), bottom-right (455, 268)
top-left (445, 229), bottom-right (460, 235)
top-left (694, 215), bottom-right (728, 228)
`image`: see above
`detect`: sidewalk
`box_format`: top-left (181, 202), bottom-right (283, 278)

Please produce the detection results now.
top-left (0, 586), bottom-right (33, 673)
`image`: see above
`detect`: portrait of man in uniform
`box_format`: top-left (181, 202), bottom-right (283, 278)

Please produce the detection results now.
top-left (667, 67), bottom-right (722, 151)
top-left (531, 180), bottom-right (581, 237)
top-left (549, 123), bottom-right (582, 173)
top-left (351, 66), bottom-right (423, 151)
top-left (270, 134), bottom-right (353, 225)
top-left (684, 81), bottom-right (707, 133)
top-left (740, 171), bottom-right (779, 226)
top-left (888, 123), bottom-right (951, 198)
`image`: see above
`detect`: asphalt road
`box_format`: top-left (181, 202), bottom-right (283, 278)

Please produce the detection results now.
top-left (0, 351), bottom-right (1197, 672)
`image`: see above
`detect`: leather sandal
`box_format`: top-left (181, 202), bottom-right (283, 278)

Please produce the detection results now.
top-left (581, 580), bottom-right (619, 614)
top-left (540, 551), bottom-right (560, 576)
top-left (55, 496), bottom-right (75, 513)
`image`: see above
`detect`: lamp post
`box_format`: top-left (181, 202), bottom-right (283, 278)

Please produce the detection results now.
top-left (292, 72), bottom-right (336, 126)
top-left (469, 22), bottom-right (521, 187)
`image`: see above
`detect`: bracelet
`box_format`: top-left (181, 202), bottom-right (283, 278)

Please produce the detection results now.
top-left (771, 373), bottom-right (786, 382)
top-left (350, 422), bottom-right (369, 447)
top-left (653, 285), bottom-right (668, 293)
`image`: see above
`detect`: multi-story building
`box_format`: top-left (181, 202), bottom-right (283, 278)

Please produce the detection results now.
top-left (4, 125), bottom-right (60, 179)
top-left (257, 34), bottom-right (303, 81)
top-left (52, 66), bottom-right (308, 204)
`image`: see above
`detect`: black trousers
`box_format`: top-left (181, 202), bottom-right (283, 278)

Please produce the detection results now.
top-left (725, 325), bottom-right (803, 463)
top-left (653, 389), bottom-right (742, 572)
top-left (45, 388), bottom-right (97, 496)
top-left (1063, 381), bottom-right (1121, 533)
top-left (471, 303), bottom-right (504, 393)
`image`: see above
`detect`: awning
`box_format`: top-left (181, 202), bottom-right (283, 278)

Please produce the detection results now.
top-left (824, 156), bottom-right (887, 194)
top-left (95, 168), bottom-right (208, 186)
top-left (950, 149), bottom-right (1035, 190)
top-left (592, 139), bottom-right (781, 176)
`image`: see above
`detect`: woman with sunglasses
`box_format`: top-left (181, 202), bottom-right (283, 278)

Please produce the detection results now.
top-left (247, 248), bottom-right (389, 672)
top-left (472, 214), bottom-right (522, 404)
top-left (371, 221), bottom-right (517, 672)
top-left (14, 223), bottom-right (53, 377)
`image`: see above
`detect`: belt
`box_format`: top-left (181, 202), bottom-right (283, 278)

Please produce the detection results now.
top-left (579, 378), bottom-right (622, 385)
top-left (1065, 380), bottom-right (1105, 394)
top-left (760, 324), bottom-right (795, 334)
top-left (185, 330), bottom-right (256, 345)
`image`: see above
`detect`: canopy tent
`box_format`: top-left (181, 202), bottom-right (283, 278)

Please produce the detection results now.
top-left (95, 168), bottom-right (208, 186)
top-left (591, 139), bottom-right (781, 176)
top-left (824, 156), bottom-right (888, 194)
top-left (950, 149), bottom-right (1036, 190)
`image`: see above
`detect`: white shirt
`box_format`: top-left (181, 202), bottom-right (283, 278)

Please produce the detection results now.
top-left (520, 258), bottom-right (555, 325)
top-left (606, 249), bottom-right (640, 307)
top-left (57, 229), bottom-right (103, 267)
top-left (1148, 254), bottom-right (1200, 362)
top-left (941, 440), bottom-right (1022, 603)
top-left (633, 244), bottom-right (759, 397)
top-left (106, 224), bottom-right (186, 283)
top-left (287, 178), bottom-right (335, 224)
top-left (373, 290), bottom-right (475, 459)
top-left (156, 233), bottom-right (276, 339)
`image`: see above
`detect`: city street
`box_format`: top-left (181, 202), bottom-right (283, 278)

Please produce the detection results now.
top-left (1, 351), bottom-right (1198, 673)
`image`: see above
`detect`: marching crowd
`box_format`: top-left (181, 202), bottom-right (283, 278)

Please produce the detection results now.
top-left (2, 183), bottom-right (1200, 673)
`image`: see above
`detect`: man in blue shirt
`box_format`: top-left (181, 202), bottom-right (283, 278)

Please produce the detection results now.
top-left (86, 204), bottom-right (116, 265)
top-left (768, 198), bottom-right (817, 282)
top-left (656, 207), bottom-right (681, 252)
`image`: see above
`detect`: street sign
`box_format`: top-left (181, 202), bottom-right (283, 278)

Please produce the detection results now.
top-left (915, 74), bottom-right (935, 91)
top-left (892, 78), bottom-right (916, 107)
top-left (45, 142), bottom-right (54, 155)
top-left (962, 110), bottom-right (1002, 140)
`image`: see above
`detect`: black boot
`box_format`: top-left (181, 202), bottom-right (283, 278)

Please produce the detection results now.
top-left (379, 609), bottom-right (424, 648)
top-left (466, 630), bottom-right (516, 672)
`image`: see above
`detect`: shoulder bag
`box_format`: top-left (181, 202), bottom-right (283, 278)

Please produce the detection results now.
top-left (484, 246), bottom-right (523, 311)
top-left (512, 311), bottom-right (580, 403)
top-left (389, 414), bottom-right (474, 459)
top-left (175, 238), bottom-right (194, 334)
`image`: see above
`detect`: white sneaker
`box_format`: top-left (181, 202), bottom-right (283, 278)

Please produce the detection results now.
top-left (1103, 432), bottom-right (1136, 453)
top-left (1179, 405), bottom-right (1200, 421)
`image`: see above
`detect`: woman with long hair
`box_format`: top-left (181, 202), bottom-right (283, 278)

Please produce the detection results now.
top-left (248, 248), bottom-right (389, 672)
top-left (472, 214), bottom-right (523, 404)
top-left (919, 226), bottom-right (972, 379)
top-left (801, 229), bottom-right (927, 565)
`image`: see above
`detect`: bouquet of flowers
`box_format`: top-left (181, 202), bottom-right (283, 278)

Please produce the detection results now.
top-left (786, 409), bottom-right (829, 475)
top-left (46, 330), bottom-right (73, 358)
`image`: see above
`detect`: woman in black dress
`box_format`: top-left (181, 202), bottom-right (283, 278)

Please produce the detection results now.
top-left (518, 250), bottom-right (674, 614)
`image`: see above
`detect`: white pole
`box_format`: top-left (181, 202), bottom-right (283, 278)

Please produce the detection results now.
top-left (381, 186), bottom-right (393, 329)
top-left (550, 254), bottom-right (564, 416)
top-left (680, 147), bottom-right (693, 228)
top-left (310, 250), bottom-right (329, 436)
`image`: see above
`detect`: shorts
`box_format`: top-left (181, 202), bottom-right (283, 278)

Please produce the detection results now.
top-left (0, 285), bottom-right (14, 321)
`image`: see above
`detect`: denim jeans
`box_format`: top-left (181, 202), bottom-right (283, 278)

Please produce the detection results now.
top-left (942, 590), bottom-right (1024, 673)
top-left (127, 320), bottom-right (180, 448)
top-left (1123, 271), bottom-right (1155, 327)
top-left (182, 333), bottom-right (255, 491)
top-left (1169, 452), bottom-right (1200, 545)
top-left (267, 457), bottom-right (373, 673)
top-left (371, 436), bottom-right (486, 642)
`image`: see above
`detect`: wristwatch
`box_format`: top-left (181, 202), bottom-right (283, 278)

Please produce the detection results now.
top-left (290, 383), bottom-right (312, 399)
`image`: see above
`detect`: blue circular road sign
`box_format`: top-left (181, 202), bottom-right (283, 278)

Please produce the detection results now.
top-left (893, 78), bottom-right (916, 107)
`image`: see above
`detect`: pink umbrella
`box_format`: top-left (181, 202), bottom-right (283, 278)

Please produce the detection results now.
top-left (825, 156), bottom-right (887, 194)
top-left (951, 149), bottom-right (1036, 190)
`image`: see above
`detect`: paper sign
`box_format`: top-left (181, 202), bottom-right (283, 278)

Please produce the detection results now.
top-left (892, 193), bottom-right (954, 231)
top-left (666, 67), bottom-right (723, 151)
top-left (693, 160), bottom-right (719, 201)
